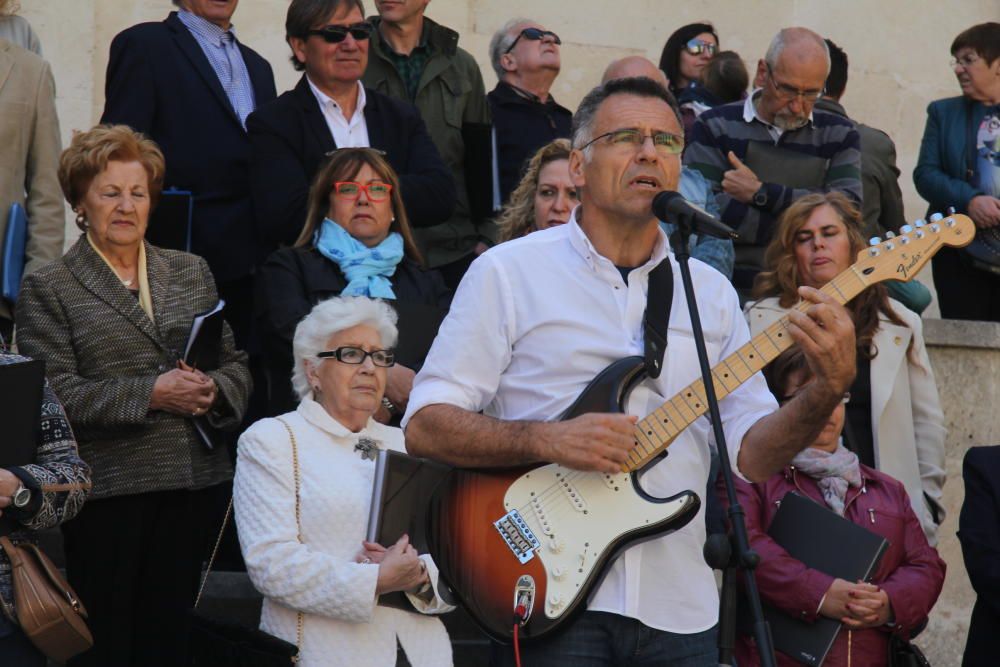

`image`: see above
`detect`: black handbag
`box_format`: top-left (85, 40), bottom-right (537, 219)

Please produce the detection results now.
top-left (887, 635), bottom-right (931, 667)
top-left (190, 418), bottom-right (305, 666)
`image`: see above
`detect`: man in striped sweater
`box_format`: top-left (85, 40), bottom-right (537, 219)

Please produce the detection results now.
top-left (684, 27), bottom-right (861, 292)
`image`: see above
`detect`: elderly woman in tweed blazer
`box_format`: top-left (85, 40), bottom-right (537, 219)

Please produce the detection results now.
top-left (15, 125), bottom-right (251, 667)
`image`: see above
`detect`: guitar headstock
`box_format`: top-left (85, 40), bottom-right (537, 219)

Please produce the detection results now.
top-left (853, 213), bottom-right (975, 285)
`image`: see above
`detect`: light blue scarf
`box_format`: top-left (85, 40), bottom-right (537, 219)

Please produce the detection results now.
top-left (314, 218), bottom-right (404, 299)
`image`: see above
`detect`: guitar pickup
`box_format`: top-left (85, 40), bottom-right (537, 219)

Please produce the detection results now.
top-left (494, 510), bottom-right (541, 564)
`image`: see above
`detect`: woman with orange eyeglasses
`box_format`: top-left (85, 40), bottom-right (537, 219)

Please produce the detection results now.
top-left (257, 148), bottom-right (451, 419)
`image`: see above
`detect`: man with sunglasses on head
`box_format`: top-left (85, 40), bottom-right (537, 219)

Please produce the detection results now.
top-left (247, 0), bottom-right (455, 257)
top-left (363, 0), bottom-right (493, 289)
top-left (685, 27), bottom-right (861, 294)
top-left (488, 18), bottom-right (573, 207)
top-left (102, 0), bottom-right (277, 353)
top-left (405, 76), bottom-right (857, 666)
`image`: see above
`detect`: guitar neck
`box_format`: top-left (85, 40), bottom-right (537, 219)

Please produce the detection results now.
top-left (624, 267), bottom-right (868, 472)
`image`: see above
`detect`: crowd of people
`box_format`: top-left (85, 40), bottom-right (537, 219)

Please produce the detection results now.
top-left (1, 0), bottom-right (999, 665)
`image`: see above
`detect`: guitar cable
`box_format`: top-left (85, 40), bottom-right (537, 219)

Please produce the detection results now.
top-left (513, 600), bottom-right (528, 667)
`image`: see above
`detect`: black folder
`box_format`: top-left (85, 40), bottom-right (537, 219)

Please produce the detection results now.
top-left (183, 300), bottom-right (225, 449)
top-left (742, 491), bottom-right (889, 666)
top-left (0, 358), bottom-right (45, 535)
top-left (366, 449), bottom-right (451, 611)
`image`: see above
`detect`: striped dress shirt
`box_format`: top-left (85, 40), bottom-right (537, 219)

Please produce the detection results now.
top-left (177, 9), bottom-right (256, 128)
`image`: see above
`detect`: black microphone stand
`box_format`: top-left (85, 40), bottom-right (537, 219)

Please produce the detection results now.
top-left (664, 217), bottom-right (776, 667)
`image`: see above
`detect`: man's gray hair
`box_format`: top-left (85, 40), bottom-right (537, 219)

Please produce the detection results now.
top-left (291, 296), bottom-right (399, 400)
top-left (489, 17), bottom-right (533, 79)
top-left (764, 27), bottom-right (831, 72)
top-left (571, 77), bottom-right (681, 160)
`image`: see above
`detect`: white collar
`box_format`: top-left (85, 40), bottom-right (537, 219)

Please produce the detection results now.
top-left (741, 88), bottom-right (814, 128)
top-left (306, 77), bottom-right (367, 117)
top-left (566, 206), bottom-right (670, 274)
top-left (297, 395), bottom-right (381, 441)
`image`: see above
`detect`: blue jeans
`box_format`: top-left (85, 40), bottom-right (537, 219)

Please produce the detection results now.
top-left (489, 611), bottom-right (718, 667)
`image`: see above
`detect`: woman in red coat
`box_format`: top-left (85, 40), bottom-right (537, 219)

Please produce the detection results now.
top-left (729, 346), bottom-right (946, 666)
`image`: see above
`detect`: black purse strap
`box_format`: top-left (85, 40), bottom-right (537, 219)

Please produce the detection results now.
top-left (643, 258), bottom-right (674, 379)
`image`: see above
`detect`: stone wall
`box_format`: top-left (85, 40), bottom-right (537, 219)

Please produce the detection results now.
top-left (918, 319), bottom-right (1000, 664)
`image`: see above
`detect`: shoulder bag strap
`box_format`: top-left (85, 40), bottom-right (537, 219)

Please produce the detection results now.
top-left (195, 417), bottom-right (305, 659)
top-left (643, 257), bottom-right (674, 379)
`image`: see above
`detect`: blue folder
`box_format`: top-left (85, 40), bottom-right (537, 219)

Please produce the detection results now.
top-left (2, 202), bottom-right (27, 306)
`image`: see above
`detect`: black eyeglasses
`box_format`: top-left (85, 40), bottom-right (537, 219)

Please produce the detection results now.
top-left (307, 22), bottom-right (373, 44)
top-left (504, 27), bottom-right (561, 54)
top-left (317, 346), bottom-right (395, 367)
top-left (578, 128), bottom-right (685, 155)
top-left (684, 39), bottom-right (718, 57)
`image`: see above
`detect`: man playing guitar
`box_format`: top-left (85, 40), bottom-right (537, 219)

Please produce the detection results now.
top-left (403, 76), bottom-right (857, 666)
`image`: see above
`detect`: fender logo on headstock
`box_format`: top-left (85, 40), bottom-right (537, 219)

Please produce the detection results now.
top-left (896, 252), bottom-right (923, 279)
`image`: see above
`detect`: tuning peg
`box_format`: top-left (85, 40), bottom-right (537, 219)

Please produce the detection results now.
top-left (900, 225), bottom-right (913, 234)
top-left (914, 219), bottom-right (926, 228)
top-left (946, 206), bottom-right (956, 215)
top-left (885, 231), bottom-right (896, 239)
top-left (929, 212), bottom-right (944, 222)
top-left (869, 237), bottom-right (882, 246)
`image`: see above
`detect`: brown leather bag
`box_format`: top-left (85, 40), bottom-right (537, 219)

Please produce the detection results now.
top-left (0, 534), bottom-right (93, 661)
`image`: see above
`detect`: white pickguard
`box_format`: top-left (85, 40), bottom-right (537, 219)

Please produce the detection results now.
top-left (502, 464), bottom-right (694, 619)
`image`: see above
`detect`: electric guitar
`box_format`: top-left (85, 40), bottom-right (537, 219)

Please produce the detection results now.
top-left (426, 214), bottom-right (974, 643)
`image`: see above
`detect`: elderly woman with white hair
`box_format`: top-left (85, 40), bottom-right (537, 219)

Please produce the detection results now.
top-left (234, 296), bottom-right (454, 667)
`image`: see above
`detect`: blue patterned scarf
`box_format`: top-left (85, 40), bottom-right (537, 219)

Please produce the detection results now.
top-left (314, 218), bottom-right (404, 299)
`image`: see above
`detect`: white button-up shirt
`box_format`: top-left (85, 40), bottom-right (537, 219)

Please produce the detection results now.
top-left (403, 210), bottom-right (778, 634)
top-left (307, 77), bottom-right (370, 149)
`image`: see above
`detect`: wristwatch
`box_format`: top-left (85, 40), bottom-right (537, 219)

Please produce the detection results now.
top-left (752, 184), bottom-right (768, 208)
top-left (381, 396), bottom-right (399, 416)
top-left (12, 484), bottom-right (31, 509)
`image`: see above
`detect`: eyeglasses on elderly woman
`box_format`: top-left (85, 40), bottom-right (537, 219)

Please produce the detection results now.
top-left (317, 346), bottom-right (396, 367)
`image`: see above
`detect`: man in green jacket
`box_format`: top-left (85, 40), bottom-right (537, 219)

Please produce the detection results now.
top-left (364, 0), bottom-right (493, 287)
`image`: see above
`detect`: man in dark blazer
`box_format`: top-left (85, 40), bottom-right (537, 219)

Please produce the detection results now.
top-left (960, 445), bottom-right (1000, 667)
top-left (248, 0), bottom-right (455, 252)
top-left (101, 0), bottom-right (276, 349)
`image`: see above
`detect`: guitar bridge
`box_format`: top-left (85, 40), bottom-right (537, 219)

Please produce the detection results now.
top-left (494, 510), bottom-right (540, 564)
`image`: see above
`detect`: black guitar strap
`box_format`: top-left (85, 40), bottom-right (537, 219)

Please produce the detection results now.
top-left (643, 258), bottom-right (674, 379)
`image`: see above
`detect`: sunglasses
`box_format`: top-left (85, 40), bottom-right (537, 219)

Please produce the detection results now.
top-left (307, 22), bottom-right (373, 44)
top-left (505, 27), bottom-right (561, 54)
top-left (333, 181), bottom-right (393, 201)
top-left (684, 39), bottom-right (718, 57)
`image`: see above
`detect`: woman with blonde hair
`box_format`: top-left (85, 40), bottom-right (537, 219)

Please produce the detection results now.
top-left (745, 191), bottom-right (946, 544)
top-left (0, 1), bottom-right (41, 55)
top-left (496, 139), bottom-right (577, 242)
top-left (257, 148), bottom-right (450, 418)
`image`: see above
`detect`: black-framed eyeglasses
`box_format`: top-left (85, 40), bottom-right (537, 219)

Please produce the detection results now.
top-left (504, 27), bottom-right (561, 54)
top-left (578, 128), bottom-right (685, 155)
top-left (307, 22), bottom-right (373, 44)
top-left (317, 346), bottom-right (396, 367)
top-left (684, 39), bottom-right (718, 57)
top-left (765, 63), bottom-right (824, 102)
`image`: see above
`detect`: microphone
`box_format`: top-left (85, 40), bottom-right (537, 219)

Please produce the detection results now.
top-left (652, 191), bottom-right (739, 241)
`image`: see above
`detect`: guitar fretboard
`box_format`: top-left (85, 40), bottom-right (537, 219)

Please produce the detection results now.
top-left (624, 266), bottom-right (869, 472)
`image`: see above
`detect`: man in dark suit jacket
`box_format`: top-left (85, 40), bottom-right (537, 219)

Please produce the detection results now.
top-left (960, 445), bottom-right (1000, 667)
top-left (101, 0), bottom-right (276, 348)
top-left (248, 0), bottom-right (455, 252)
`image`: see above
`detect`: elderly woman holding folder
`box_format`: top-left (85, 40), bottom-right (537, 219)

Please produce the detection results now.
top-left (235, 296), bottom-right (452, 667)
top-left (15, 124), bottom-right (251, 667)
top-left (725, 346), bottom-right (945, 666)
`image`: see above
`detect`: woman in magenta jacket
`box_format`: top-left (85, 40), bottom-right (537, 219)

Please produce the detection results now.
top-left (728, 346), bottom-right (946, 666)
